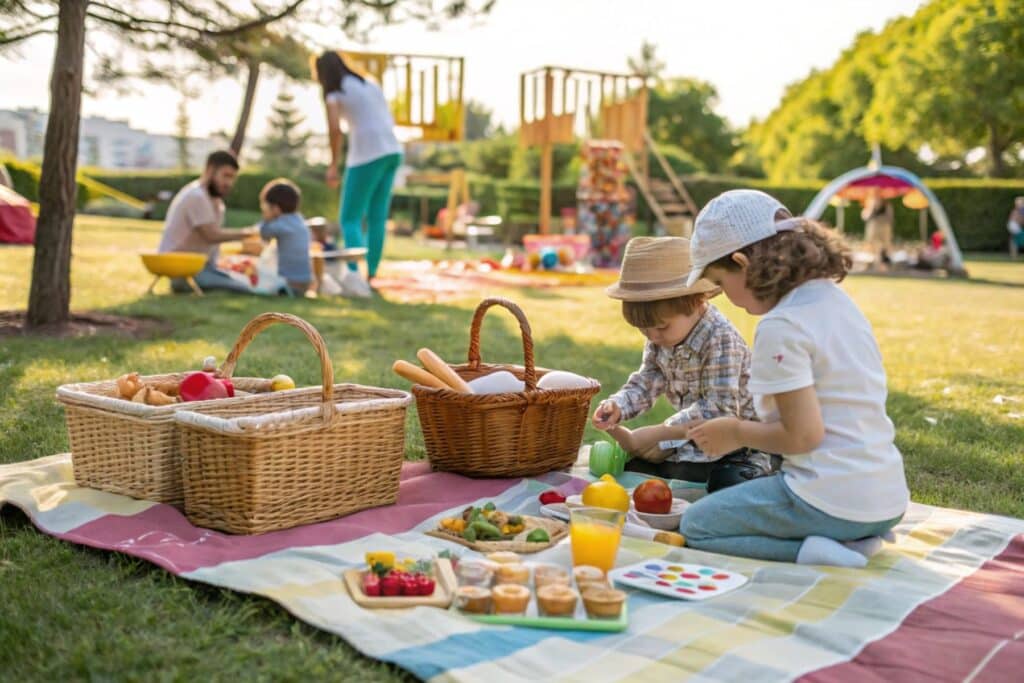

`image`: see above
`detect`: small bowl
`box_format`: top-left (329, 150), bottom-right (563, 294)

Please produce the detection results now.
top-left (632, 498), bottom-right (687, 530)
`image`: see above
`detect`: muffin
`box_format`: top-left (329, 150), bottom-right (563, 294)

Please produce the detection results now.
top-left (495, 562), bottom-right (531, 586)
top-left (456, 585), bottom-right (492, 614)
top-left (534, 565), bottom-right (571, 590)
top-left (572, 565), bottom-right (605, 587)
top-left (536, 584), bottom-right (579, 617)
top-left (581, 587), bottom-right (626, 619)
top-left (486, 551), bottom-right (521, 564)
top-left (491, 584), bottom-right (531, 614)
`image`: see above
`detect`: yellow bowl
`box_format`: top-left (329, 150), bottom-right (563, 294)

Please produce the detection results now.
top-left (140, 252), bottom-right (208, 278)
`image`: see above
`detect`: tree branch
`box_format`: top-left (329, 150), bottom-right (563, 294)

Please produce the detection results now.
top-left (0, 26), bottom-right (55, 46)
top-left (85, 0), bottom-right (307, 40)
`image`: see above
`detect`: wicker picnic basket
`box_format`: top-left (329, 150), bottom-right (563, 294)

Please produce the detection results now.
top-left (174, 312), bottom-right (412, 535)
top-left (58, 360), bottom-right (273, 506)
top-left (413, 298), bottom-right (600, 478)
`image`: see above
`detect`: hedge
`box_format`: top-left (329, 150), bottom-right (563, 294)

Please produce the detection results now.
top-left (8, 157), bottom-right (1022, 251)
top-left (2, 157), bottom-right (95, 209)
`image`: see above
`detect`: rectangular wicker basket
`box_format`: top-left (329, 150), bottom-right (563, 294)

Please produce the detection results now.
top-left (58, 373), bottom-right (270, 506)
top-left (174, 312), bottom-right (412, 534)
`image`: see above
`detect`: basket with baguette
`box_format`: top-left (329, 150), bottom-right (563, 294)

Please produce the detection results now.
top-left (392, 298), bottom-right (600, 478)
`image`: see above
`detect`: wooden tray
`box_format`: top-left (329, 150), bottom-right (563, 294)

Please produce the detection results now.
top-left (426, 515), bottom-right (569, 554)
top-left (455, 600), bottom-right (628, 632)
top-left (343, 558), bottom-right (458, 609)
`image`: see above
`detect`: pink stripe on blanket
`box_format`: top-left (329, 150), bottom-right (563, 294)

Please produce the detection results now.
top-left (800, 534), bottom-right (1024, 683)
top-left (51, 462), bottom-right (545, 575)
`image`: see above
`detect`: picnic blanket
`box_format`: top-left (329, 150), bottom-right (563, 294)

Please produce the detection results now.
top-left (2, 453), bottom-right (1023, 682)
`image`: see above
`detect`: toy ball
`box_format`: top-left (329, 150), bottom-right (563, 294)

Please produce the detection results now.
top-left (540, 248), bottom-right (559, 270)
top-left (557, 246), bottom-right (574, 266)
top-left (527, 251), bottom-right (542, 269)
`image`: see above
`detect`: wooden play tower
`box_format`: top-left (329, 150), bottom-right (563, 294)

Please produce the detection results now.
top-left (518, 66), bottom-right (698, 235)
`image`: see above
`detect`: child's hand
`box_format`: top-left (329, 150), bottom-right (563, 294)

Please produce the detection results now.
top-left (592, 400), bottom-right (621, 430)
top-left (688, 417), bottom-right (742, 457)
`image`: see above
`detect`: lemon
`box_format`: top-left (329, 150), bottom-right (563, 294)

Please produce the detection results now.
top-left (581, 474), bottom-right (630, 512)
top-left (270, 374), bottom-right (296, 391)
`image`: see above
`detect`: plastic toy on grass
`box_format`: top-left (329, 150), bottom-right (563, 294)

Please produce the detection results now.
top-left (140, 252), bottom-right (207, 296)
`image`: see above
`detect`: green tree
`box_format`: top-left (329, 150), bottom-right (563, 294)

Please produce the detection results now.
top-left (0, 0), bottom-right (494, 329)
top-left (864, 0), bottom-right (1024, 177)
top-left (463, 99), bottom-right (495, 141)
top-left (256, 90), bottom-right (312, 171)
top-left (627, 40), bottom-right (666, 83)
top-left (647, 78), bottom-right (736, 173)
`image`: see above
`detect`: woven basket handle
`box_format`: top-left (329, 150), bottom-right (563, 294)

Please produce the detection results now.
top-left (219, 312), bottom-right (335, 423)
top-left (467, 298), bottom-right (537, 391)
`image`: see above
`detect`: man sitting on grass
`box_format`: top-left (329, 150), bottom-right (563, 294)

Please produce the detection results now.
top-left (158, 150), bottom-right (257, 294)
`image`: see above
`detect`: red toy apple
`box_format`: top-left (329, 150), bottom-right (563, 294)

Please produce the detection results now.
top-left (362, 573), bottom-right (381, 597)
top-left (179, 371), bottom-right (235, 402)
top-left (380, 573), bottom-right (401, 596)
top-left (633, 480), bottom-right (673, 514)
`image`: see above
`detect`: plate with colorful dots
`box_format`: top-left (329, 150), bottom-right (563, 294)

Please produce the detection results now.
top-left (608, 560), bottom-right (748, 601)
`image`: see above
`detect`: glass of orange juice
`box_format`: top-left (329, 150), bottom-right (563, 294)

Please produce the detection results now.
top-left (570, 507), bottom-right (625, 572)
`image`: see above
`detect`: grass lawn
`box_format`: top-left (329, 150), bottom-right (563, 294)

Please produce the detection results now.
top-left (2, 215), bottom-right (1023, 680)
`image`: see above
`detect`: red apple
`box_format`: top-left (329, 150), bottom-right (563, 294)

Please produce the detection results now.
top-left (633, 480), bottom-right (673, 514)
top-left (380, 572), bottom-right (401, 596)
top-left (416, 574), bottom-right (436, 596)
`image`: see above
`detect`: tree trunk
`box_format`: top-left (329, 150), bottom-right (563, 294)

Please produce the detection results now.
top-left (230, 58), bottom-right (261, 155)
top-left (986, 124), bottom-right (1008, 178)
top-left (26, 0), bottom-right (88, 329)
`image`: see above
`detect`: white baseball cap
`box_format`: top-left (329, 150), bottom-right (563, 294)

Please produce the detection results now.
top-left (686, 189), bottom-right (800, 286)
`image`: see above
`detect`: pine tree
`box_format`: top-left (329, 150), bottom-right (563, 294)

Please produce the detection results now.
top-left (256, 90), bottom-right (311, 172)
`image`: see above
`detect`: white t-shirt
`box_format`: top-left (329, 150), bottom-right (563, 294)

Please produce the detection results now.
top-left (157, 180), bottom-right (225, 264)
top-left (326, 75), bottom-right (401, 168)
top-left (748, 279), bottom-right (909, 523)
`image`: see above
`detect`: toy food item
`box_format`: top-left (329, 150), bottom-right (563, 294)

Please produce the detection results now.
top-left (534, 565), bottom-right (570, 590)
top-left (491, 584), bottom-right (531, 614)
top-left (537, 370), bottom-right (593, 391)
top-left (270, 374), bottom-right (295, 391)
top-left (457, 561), bottom-right (493, 587)
top-left (416, 348), bottom-right (473, 393)
top-left (130, 386), bottom-right (177, 406)
top-left (538, 490), bottom-right (567, 505)
top-left (495, 563), bottom-right (530, 586)
top-left (633, 480), bottom-right (673, 514)
top-left (526, 529), bottom-right (550, 543)
top-left (116, 372), bottom-right (145, 399)
top-left (581, 587), bottom-right (626, 619)
top-left (467, 371), bottom-right (525, 394)
top-left (178, 371), bottom-right (234, 402)
top-left (365, 551), bottom-right (396, 572)
top-left (581, 475), bottom-right (630, 512)
top-left (573, 565), bottom-right (605, 587)
top-left (588, 441), bottom-right (627, 477)
top-left (455, 585), bottom-right (492, 614)
top-left (537, 584), bottom-right (579, 617)
top-left (540, 248), bottom-right (559, 270)
top-left (392, 360), bottom-right (450, 390)
top-left (486, 551), bottom-right (521, 565)
top-left (439, 504), bottom-right (528, 543)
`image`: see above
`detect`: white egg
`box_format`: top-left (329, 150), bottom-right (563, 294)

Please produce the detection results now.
top-left (537, 370), bottom-right (593, 390)
top-left (467, 371), bottom-right (525, 394)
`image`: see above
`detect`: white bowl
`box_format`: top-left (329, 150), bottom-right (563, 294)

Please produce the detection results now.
top-left (631, 498), bottom-right (687, 530)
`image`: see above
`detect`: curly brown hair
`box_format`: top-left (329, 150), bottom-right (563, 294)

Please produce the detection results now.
top-left (622, 294), bottom-right (707, 329)
top-left (707, 219), bottom-right (852, 304)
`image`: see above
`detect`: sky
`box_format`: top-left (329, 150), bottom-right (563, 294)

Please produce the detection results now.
top-left (0, 0), bottom-right (926, 141)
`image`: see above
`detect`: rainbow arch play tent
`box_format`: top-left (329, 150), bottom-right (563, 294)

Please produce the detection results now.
top-left (803, 163), bottom-right (965, 275)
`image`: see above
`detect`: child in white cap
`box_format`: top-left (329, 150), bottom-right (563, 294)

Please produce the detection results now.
top-left (679, 189), bottom-right (908, 568)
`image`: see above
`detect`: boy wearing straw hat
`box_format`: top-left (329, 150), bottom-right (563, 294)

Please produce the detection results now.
top-left (593, 236), bottom-right (774, 490)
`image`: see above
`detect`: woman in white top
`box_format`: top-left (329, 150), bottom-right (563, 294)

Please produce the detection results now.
top-left (679, 189), bottom-right (909, 568)
top-left (315, 51), bottom-right (402, 282)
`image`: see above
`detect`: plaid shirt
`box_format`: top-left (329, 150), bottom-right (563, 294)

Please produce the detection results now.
top-left (609, 305), bottom-right (756, 463)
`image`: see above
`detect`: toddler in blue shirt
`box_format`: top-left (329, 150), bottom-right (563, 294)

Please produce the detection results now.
top-left (259, 179), bottom-right (312, 294)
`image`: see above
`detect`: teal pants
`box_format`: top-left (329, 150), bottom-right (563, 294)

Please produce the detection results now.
top-left (339, 153), bottom-right (402, 278)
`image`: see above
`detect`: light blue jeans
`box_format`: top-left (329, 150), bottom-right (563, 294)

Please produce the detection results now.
top-left (171, 262), bottom-right (256, 294)
top-left (679, 474), bottom-right (902, 562)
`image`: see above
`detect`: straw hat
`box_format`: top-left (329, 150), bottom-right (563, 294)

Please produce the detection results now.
top-left (606, 236), bottom-right (720, 302)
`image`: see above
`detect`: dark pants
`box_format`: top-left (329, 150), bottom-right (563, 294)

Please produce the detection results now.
top-left (625, 449), bottom-right (778, 493)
